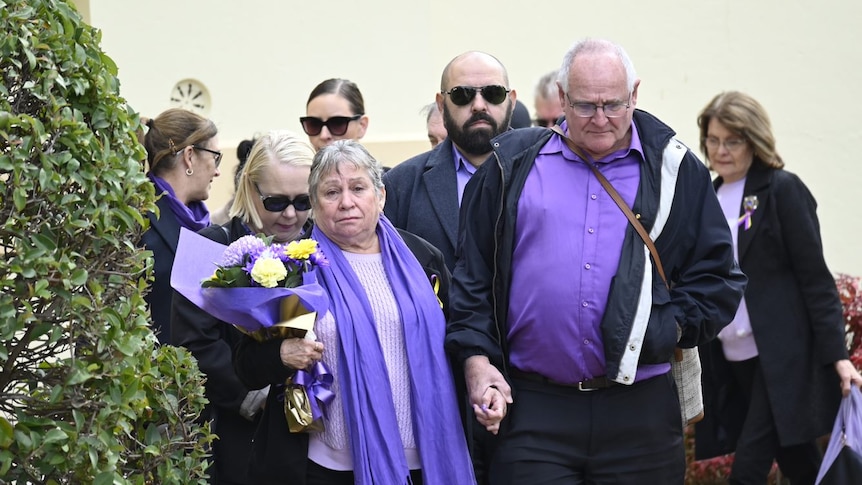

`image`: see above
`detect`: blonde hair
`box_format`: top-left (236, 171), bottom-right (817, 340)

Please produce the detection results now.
top-left (230, 130), bottom-right (314, 229)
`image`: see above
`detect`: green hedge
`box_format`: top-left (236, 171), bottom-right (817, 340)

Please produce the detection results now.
top-left (0, 0), bottom-right (214, 483)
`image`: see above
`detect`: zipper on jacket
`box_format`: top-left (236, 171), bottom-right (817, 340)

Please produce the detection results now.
top-left (491, 148), bottom-right (509, 376)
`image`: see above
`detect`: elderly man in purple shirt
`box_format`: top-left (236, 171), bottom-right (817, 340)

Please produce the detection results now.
top-left (446, 38), bottom-right (746, 484)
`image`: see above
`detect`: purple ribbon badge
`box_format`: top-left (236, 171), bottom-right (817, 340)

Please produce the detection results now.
top-left (737, 195), bottom-right (758, 231)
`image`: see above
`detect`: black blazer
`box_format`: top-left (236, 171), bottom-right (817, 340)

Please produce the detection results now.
top-left (233, 228), bottom-right (451, 484)
top-left (171, 217), bottom-right (263, 484)
top-left (140, 196), bottom-right (182, 344)
top-left (384, 139), bottom-right (461, 270)
top-left (696, 163), bottom-right (847, 459)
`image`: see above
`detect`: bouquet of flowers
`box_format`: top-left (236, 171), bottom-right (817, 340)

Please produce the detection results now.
top-left (171, 227), bottom-right (333, 432)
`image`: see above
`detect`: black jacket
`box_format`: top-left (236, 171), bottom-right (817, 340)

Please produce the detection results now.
top-left (141, 196), bottom-right (182, 344)
top-left (171, 217), bottom-right (267, 484)
top-left (695, 163), bottom-right (846, 458)
top-left (384, 139), bottom-right (461, 270)
top-left (445, 110), bottom-right (747, 384)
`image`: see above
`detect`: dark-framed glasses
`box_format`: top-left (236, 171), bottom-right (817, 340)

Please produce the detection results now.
top-left (442, 85), bottom-right (510, 106)
top-left (192, 145), bottom-right (223, 167)
top-left (255, 183), bottom-right (312, 212)
top-left (299, 114), bottom-right (363, 136)
top-left (704, 137), bottom-right (747, 152)
top-left (566, 94), bottom-right (630, 118)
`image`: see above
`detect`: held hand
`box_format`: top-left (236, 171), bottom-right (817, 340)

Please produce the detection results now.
top-left (835, 359), bottom-right (862, 396)
top-left (280, 338), bottom-right (324, 370)
top-left (464, 355), bottom-right (513, 435)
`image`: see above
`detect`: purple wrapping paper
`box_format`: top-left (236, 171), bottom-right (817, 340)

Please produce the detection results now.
top-left (170, 227), bottom-right (329, 332)
top-left (816, 386), bottom-right (862, 484)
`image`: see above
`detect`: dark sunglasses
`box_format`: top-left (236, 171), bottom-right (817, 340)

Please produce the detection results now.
top-left (254, 183), bottom-right (312, 212)
top-left (299, 114), bottom-right (363, 137)
top-left (533, 118), bottom-right (557, 128)
top-left (442, 85), bottom-right (510, 106)
top-left (192, 145), bottom-right (223, 167)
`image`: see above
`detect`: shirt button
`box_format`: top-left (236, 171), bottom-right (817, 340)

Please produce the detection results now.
top-left (588, 228), bottom-right (595, 234)
top-left (582, 301), bottom-right (588, 307)
top-left (629, 344), bottom-right (637, 351)
top-left (584, 339), bottom-right (590, 345)
top-left (591, 194), bottom-right (598, 200)
top-left (584, 263), bottom-right (591, 270)
top-left (623, 376), bottom-right (631, 382)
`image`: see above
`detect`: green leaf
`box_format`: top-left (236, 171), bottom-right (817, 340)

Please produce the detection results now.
top-left (0, 417), bottom-right (13, 448)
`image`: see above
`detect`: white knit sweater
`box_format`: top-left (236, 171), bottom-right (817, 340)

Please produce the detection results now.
top-left (307, 250), bottom-right (420, 471)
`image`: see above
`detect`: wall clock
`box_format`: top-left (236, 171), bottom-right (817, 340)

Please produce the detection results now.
top-left (169, 78), bottom-right (211, 115)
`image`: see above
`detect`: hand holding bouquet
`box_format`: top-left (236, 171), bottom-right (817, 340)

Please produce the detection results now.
top-left (171, 228), bottom-right (333, 432)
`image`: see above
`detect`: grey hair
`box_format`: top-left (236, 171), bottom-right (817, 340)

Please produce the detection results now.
top-left (557, 38), bottom-right (637, 95)
top-left (309, 140), bottom-right (384, 206)
top-left (534, 70), bottom-right (559, 101)
top-left (420, 101), bottom-right (440, 122)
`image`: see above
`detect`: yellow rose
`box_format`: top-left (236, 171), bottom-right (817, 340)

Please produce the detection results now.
top-left (285, 239), bottom-right (318, 260)
top-left (250, 257), bottom-right (287, 288)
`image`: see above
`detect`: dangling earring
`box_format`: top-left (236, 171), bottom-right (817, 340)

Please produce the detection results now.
top-left (186, 168), bottom-right (194, 176)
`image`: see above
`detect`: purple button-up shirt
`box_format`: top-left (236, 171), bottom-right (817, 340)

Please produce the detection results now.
top-left (451, 144), bottom-right (477, 206)
top-left (508, 121), bottom-right (669, 384)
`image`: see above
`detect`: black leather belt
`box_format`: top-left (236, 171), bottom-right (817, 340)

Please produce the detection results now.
top-left (510, 369), bottom-right (617, 391)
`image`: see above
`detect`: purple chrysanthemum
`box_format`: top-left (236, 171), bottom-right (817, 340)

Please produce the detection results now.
top-left (310, 248), bottom-right (329, 267)
top-left (221, 235), bottom-right (267, 267)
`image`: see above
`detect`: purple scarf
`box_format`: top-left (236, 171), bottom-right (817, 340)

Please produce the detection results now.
top-left (147, 173), bottom-right (210, 231)
top-left (312, 216), bottom-right (475, 485)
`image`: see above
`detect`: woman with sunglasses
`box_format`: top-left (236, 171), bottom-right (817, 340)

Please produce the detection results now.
top-left (171, 130), bottom-right (316, 485)
top-left (140, 108), bottom-right (221, 346)
top-left (300, 78), bottom-right (369, 152)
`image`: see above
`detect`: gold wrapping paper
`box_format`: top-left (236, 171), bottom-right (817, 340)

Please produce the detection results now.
top-left (284, 378), bottom-right (325, 433)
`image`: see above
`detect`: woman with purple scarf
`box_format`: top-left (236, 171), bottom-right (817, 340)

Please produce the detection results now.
top-left (140, 108), bottom-right (221, 345)
top-left (234, 140), bottom-right (476, 484)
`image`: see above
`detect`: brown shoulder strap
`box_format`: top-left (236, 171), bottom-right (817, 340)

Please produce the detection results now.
top-left (550, 126), bottom-right (668, 289)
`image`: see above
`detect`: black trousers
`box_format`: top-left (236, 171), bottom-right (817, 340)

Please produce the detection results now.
top-left (305, 460), bottom-right (423, 485)
top-left (489, 372), bottom-right (685, 485)
top-left (728, 357), bottom-right (822, 485)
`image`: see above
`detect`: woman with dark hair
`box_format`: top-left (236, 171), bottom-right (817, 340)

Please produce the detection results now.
top-left (140, 108), bottom-right (220, 344)
top-left (694, 91), bottom-right (862, 484)
top-left (300, 78), bottom-right (369, 152)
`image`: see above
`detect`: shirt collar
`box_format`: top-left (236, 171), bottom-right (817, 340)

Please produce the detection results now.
top-left (540, 120), bottom-right (645, 164)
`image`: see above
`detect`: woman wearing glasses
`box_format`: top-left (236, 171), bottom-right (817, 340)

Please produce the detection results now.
top-left (171, 131), bottom-right (317, 485)
top-left (300, 78), bottom-right (369, 151)
top-left (694, 91), bottom-right (862, 484)
top-left (141, 108), bottom-right (221, 346)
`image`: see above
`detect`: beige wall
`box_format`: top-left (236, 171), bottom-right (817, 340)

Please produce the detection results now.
top-left (87, 0), bottom-right (862, 275)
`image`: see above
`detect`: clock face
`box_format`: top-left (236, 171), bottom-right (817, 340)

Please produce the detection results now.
top-left (169, 78), bottom-right (211, 115)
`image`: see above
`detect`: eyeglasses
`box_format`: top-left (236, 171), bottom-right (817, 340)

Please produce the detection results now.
top-left (704, 137), bottom-right (747, 152)
top-left (533, 118), bottom-right (556, 128)
top-left (254, 183), bottom-right (312, 212)
top-left (192, 145), bottom-right (223, 167)
top-left (565, 94), bottom-right (630, 118)
top-left (299, 114), bottom-right (363, 137)
top-left (442, 85), bottom-right (510, 106)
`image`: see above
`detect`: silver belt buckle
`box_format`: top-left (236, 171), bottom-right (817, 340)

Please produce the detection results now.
top-left (577, 381), bottom-right (598, 392)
